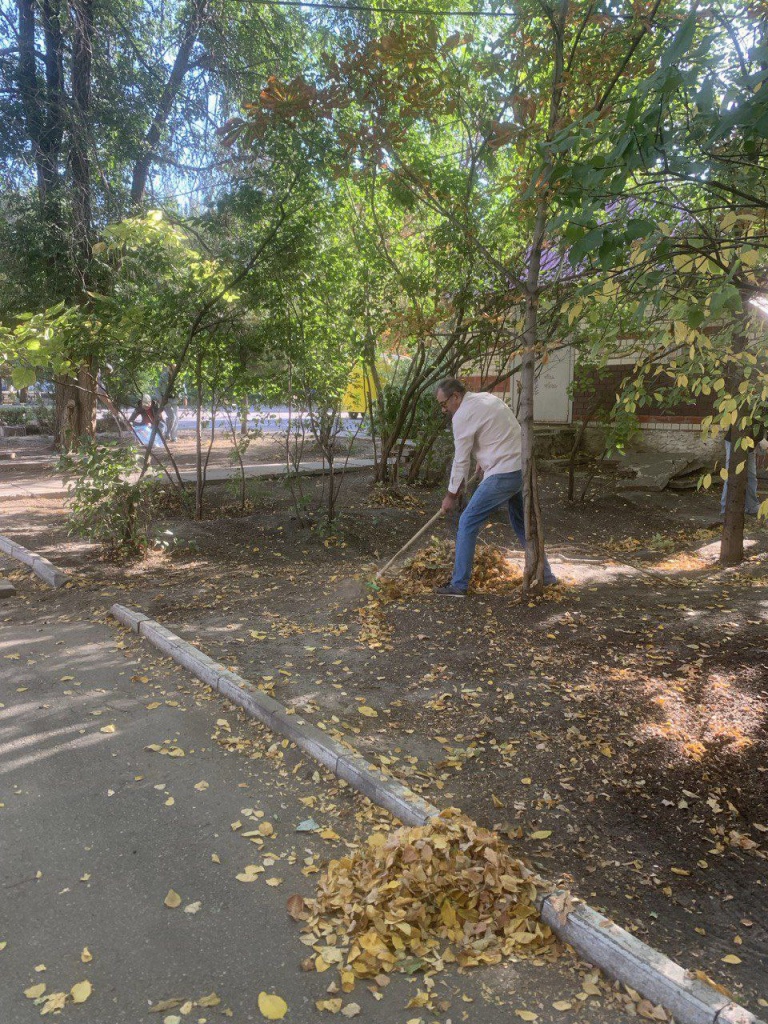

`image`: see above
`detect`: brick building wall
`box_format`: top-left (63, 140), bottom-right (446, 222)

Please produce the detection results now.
top-left (571, 363), bottom-right (716, 423)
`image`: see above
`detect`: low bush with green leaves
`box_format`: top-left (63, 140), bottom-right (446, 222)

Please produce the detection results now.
top-left (59, 440), bottom-right (157, 556)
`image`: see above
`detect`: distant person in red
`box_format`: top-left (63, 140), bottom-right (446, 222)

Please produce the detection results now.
top-left (128, 393), bottom-right (165, 435)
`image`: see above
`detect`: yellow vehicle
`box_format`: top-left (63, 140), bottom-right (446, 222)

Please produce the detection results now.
top-left (342, 363), bottom-right (372, 420)
top-left (342, 354), bottom-right (412, 418)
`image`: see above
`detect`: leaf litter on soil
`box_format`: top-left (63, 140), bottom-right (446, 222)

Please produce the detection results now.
top-left (288, 809), bottom-right (559, 995)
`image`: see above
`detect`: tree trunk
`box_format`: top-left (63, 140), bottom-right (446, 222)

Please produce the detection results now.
top-left (519, 0), bottom-right (568, 592)
top-left (720, 430), bottom-right (748, 566)
top-left (719, 314), bottom-right (750, 565)
top-left (70, 0), bottom-right (94, 280)
top-left (55, 364), bottom-right (96, 450)
top-left (130, 0), bottom-right (209, 208)
top-left (195, 350), bottom-right (204, 520)
top-left (519, 200), bottom-right (548, 592)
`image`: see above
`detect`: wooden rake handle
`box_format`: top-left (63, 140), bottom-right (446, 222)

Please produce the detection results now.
top-left (376, 508), bottom-right (446, 579)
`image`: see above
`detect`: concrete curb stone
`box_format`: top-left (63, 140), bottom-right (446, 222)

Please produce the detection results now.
top-left (538, 892), bottom-right (760, 1024)
top-left (109, 602), bottom-right (766, 1024)
top-left (0, 533), bottom-right (72, 589)
top-left (111, 603), bottom-right (439, 827)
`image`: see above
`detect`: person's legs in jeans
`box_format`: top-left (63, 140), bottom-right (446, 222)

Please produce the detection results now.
top-left (451, 474), bottom-right (516, 591)
top-left (166, 401), bottom-right (179, 442)
top-left (721, 441), bottom-right (760, 515)
top-left (507, 484), bottom-right (558, 585)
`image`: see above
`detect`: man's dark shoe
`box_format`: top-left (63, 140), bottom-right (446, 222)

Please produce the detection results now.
top-left (435, 584), bottom-right (467, 597)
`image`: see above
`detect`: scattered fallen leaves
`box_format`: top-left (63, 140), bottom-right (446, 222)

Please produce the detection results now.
top-left (164, 889), bottom-right (182, 909)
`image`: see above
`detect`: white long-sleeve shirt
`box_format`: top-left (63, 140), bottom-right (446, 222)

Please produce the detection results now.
top-left (447, 391), bottom-right (522, 495)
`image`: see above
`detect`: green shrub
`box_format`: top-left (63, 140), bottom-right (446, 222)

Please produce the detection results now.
top-left (0, 407), bottom-right (30, 426)
top-left (59, 440), bottom-right (157, 556)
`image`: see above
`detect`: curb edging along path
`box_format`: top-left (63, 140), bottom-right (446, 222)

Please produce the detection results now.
top-left (0, 534), bottom-right (72, 588)
top-left (110, 603), bottom-right (764, 1024)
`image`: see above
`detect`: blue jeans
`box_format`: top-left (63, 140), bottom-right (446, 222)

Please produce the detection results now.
top-left (451, 471), bottom-right (557, 591)
top-left (720, 441), bottom-right (759, 515)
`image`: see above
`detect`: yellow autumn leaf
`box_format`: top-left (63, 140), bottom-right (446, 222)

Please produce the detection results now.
top-left (41, 991), bottom-right (67, 1013)
top-left (358, 705), bottom-right (378, 717)
top-left (529, 830), bottom-right (551, 840)
top-left (100, 723), bottom-right (116, 733)
top-left (722, 954), bottom-right (742, 964)
top-left (266, 877), bottom-right (283, 887)
top-left (552, 1001), bottom-right (572, 1011)
top-left (164, 889), bottom-right (182, 908)
top-left (258, 991), bottom-right (288, 1019)
top-left (515, 1011), bottom-right (538, 1021)
top-left (24, 983), bottom-right (46, 999)
top-left (80, 947), bottom-right (92, 963)
top-left (70, 980), bottom-right (92, 1004)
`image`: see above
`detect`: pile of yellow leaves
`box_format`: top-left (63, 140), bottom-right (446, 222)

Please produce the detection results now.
top-left (292, 809), bottom-right (556, 990)
top-left (368, 487), bottom-right (423, 509)
top-left (381, 539), bottom-right (522, 600)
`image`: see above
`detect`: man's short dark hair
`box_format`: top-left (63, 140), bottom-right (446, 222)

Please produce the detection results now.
top-left (435, 378), bottom-right (466, 398)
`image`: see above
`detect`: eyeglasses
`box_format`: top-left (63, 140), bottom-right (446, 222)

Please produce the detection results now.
top-left (438, 395), bottom-right (453, 410)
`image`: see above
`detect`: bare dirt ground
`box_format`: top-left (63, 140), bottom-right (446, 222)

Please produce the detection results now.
top-left (2, 453), bottom-right (767, 1017)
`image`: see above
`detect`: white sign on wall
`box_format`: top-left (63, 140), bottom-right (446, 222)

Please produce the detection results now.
top-left (510, 346), bottom-right (574, 424)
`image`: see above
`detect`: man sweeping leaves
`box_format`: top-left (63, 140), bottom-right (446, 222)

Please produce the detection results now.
top-left (434, 378), bottom-right (557, 597)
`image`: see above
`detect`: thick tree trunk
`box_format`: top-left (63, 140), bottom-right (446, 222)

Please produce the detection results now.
top-left (55, 364), bottom-right (96, 450)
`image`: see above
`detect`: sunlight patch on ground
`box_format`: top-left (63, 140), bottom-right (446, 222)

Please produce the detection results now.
top-left (638, 669), bottom-right (763, 763)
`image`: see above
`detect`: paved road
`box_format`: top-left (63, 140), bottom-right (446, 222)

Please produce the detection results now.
top-left (0, 458), bottom-right (377, 501)
top-left (0, 567), bottom-right (633, 1024)
top-left (121, 406), bottom-right (368, 435)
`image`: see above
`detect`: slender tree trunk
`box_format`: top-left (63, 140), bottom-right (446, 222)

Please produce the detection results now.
top-left (519, 0), bottom-right (568, 592)
top-left (720, 318), bottom-right (749, 565)
top-left (720, 428), bottom-right (748, 566)
top-left (520, 200), bottom-right (548, 592)
top-left (130, 0), bottom-right (209, 207)
top-left (195, 351), bottom-right (204, 520)
top-left (70, 0), bottom-right (93, 282)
